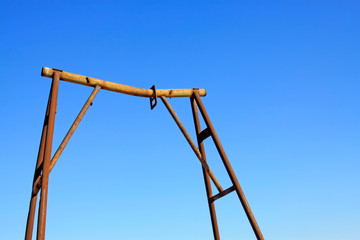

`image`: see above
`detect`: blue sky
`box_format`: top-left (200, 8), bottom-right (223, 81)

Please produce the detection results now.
top-left (0, 1), bottom-right (359, 239)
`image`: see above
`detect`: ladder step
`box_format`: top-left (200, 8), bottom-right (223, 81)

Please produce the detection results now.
top-left (198, 128), bottom-right (211, 142)
top-left (209, 186), bottom-right (236, 203)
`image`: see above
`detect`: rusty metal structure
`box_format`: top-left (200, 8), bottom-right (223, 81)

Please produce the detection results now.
top-left (25, 67), bottom-right (264, 240)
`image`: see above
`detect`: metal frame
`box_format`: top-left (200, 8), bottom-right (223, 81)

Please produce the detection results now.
top-left (25, 68), bottom-right (264, 240)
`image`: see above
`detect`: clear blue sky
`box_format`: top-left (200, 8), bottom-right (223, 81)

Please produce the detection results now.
top-left (0, 1), bottom-right (359, 239)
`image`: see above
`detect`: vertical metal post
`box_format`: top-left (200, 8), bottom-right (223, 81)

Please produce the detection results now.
top-left (190, 96), bottom-right (220, 240)
top-left (193, 91), bottom-right (264, 240)
top-left (25, 90), bottom-right (53, 240)
top-left (36, 71), bottom-right (60, 240)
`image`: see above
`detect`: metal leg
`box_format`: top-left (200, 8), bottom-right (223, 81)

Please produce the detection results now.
top-left (190, 96), bottom-right (220, 240)
top-left (25, 88), bottom-right (53, 240)
top-left (36, 71), bottom-right (60, 240)
top-left (25, 81), bottom-right (100, 240)
top-left (193, 91), bottom-right (264, 240)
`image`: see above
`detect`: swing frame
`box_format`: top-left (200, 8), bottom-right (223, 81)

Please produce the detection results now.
top-left (25, 67), bottom-right (264, 240)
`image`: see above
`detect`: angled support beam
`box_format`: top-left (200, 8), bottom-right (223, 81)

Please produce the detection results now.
top-left (50, 84), bottom-right (101, 171)
top-left (25, 76), bottom-right (101, 240)
top-left (32, 85), bottom-right (101, 195)
top-left (160, 96), bottom-right (223, 192)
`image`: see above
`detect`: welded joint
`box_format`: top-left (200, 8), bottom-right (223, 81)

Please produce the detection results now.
top-left (51, 68), bottom-right (63, 81)
top-left (191, 88), bottom-right (200, 101)
top-left (192, 88), bottom-right (199, 94)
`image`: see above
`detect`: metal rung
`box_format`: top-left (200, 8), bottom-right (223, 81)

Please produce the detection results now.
top-left (198, 128), bottom-right (211, 142)
top-left (209, 186), bottom-right (236, 203)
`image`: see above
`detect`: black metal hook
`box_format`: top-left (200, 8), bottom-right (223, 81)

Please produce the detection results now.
top-left (150, 85), bottom-right (157, 110)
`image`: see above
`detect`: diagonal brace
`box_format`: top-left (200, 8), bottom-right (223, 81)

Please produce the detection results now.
top-left (160, 96), bottom-right (223, 192)
top-left (33, 85), bottom-right (101, 195)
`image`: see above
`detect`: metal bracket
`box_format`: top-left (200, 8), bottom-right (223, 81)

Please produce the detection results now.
top-left (150, 85), bottom-right (157, 110)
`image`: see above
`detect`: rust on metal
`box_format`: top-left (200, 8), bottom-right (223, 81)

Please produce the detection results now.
top-left (193, 90), bottom-right (264, 240)
top-left (160, 96), bottom-right (223, 192)
top-left (209, 185), bottom-right (236, 203)
top-left (50, 84), bottom-right (101, 171)
top-left (25, 84), bottom-right (53, 240)
top-left (32, 85), bottom-right (101, 195)
top-left (190, 96), bottom-right (220, 240)
top-left (37, 70), bottom-right (60, 240)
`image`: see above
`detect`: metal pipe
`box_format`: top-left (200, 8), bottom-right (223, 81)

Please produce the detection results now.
top-left (209, 186), bottom-right (236, 203)
top-left (41, 67), bottom-right (207, 98)
top-left (25, 86), bottom-right (53, 240)
top-left (160, 96), bottom-right (223, 192)
top-left (37, 71), bottom-right (60, 240)
top-left (32, 85), bottom-right (102, 195)
top-left (190, 96), bottom-right (220, 240)
top-left (193, 91), bottom-right (264, 240)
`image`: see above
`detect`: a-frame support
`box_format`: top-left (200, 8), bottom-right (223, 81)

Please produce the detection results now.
top-left (25, 71), bottom-right (60, 240)
top-left (191, 91), bottom-right (263, 240)
top-left (25, 70), bottom-right (102, 240)
top-left (190, 95), bottom-right (220, 239)
top-left (25, 67), bottom-right (264, 240)
top-left (161, 91), bottom-right (264, 240)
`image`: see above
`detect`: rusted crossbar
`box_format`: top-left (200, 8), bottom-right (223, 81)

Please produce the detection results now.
top-left (209, 186), bottom-right (236, 203)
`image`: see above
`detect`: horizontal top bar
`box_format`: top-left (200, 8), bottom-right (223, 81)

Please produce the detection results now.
top-left (41, 67), bottom-right (207, 98)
